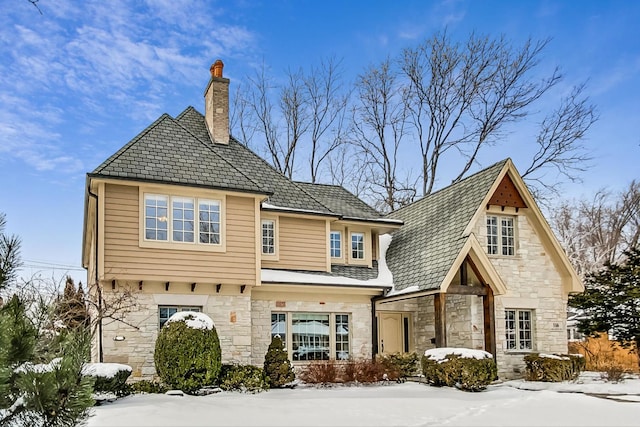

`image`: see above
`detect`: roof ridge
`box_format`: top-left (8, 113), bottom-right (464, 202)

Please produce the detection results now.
top-left (387, 158), bottom-right (508, 216)
top-left (93, 113), bottom-right (173, 173)
top-left (171, 109), bottom-right (268, 194)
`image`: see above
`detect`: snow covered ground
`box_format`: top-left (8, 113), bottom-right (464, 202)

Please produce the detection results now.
top-left (88, 373), bottom-right (640, 426)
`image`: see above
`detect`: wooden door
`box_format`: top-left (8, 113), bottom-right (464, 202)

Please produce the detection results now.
top-left (378, 312), bottom-right (403, 354)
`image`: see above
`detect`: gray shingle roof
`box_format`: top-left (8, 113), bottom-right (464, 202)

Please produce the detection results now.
top-left (385, 160), bottom-right (507, 292)
top-left (175, 107), bottom-right (333, 213)
top-left (294, 182), bottom-right (381, 219)
top-left (266, 261), bottom-right (379, 281)
top-left (91, 114), bottom-right (266, 194)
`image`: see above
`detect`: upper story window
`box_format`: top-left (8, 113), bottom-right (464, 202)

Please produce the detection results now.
top-left (351, 232), bottom-right (365, 259)
top-left (262, 219), bottom-right (275, 254)
top-left (144, 194), bottom-right (221, 246)
top-left (330, 231), bottom-right (342, 258)
top-left (487, 215), bottom-right (515, 256)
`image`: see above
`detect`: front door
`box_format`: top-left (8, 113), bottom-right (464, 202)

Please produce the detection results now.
top-left (378, 312), bottom-right (403, 354)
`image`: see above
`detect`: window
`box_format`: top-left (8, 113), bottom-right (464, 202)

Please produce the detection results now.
top-left (271, 312), bottom-right (287, 348)
top-left (505, 309), bottom-right (533, 350)
top-left (198, 200), bottom-right (220, 244)
top-left (487, 215), bottom-right (515, 256)
top-left (272, 312), bottom-right (350, 361)
top-left (172, 197), bottom-right (195, 242)
top-left (351, 232), bottom-right (365, 259)
top-left (143, 194), bottom-right (222, 246)
top-left (330, 231), bottom-right (342, 258)
top-left (145, 195), bottom-right (168, 241)
top-left (262, 220), bottom-right (275, 254)
top-left (158, 305), bottom-right (201, 328)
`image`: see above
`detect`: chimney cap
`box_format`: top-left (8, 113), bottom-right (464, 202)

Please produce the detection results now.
top-left (210, 59), bottom-right (224, 78)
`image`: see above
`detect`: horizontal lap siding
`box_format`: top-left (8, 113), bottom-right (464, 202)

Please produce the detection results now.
top-left (103, 184), bottom-right (256, 284)
top-left (263, 216), bottom-right (327, 271)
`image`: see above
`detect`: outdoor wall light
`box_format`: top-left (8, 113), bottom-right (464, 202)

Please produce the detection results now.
top-left (113, 335), bottom-right (126, 341)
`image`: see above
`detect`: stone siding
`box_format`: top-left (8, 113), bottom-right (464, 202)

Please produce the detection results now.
top-left (472, 207), bottom-right (569, 378)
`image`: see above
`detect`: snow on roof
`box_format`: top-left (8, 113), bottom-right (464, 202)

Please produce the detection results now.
top-left (166, 311), bottom-right (215, 330)
top-left (83, 363), bottom-right (132, 378)
top-left (424, 347), bottom-right (493, 362)
top-left (262, 234), bottom-right (394, 289)
top-left (261, 202), bottom-right (330, 216)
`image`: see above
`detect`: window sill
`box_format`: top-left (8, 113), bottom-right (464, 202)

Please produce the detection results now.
top-left (504, 349), bottom-right (535, 355)
top-left (139, 239), bottom-right (226, 253)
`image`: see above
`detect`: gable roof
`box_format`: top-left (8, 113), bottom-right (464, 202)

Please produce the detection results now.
top-left (90, 113), bottom-right (267, 195)
top-left (384, 160), bottom-right (507, 292)
top-left (294, 182), bottom-right (381, 219)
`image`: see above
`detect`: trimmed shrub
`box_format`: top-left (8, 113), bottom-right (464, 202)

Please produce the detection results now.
top-left (377, 352), bottom-right (419, 381)
top-left (83, 363), bottom-right (132, 396)
top-left (263, 336), bottom-right (295, 388)
top-left (219, 364), bottom-right (269, 392)
top-left (299, 361), bottom-right (340, 385)
top-left (154, 311), bottom-right (221, 394)
top-left (421, 349), bottom-right (497, 392)
top-left (523, 353), bottom-right (585, 382)
top-left (130, 380), bottom-right (169, 394)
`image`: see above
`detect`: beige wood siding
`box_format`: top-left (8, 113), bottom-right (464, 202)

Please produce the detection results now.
top-left (103, 184), bottom-right (256, 284)
top-left (262, 216), bottom-right (327, 271)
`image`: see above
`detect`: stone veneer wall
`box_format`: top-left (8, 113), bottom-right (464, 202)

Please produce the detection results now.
top-left (250, 298), bottom-right (373, 366)
top-left (445, 294), bottom-right (485, 350)
top-left (99, 287), bottom-right (252, 379)
top-left (472, 207), bottom-right (569, 379)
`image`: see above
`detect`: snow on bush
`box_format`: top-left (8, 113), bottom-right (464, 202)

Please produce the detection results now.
top-left (82, 363), bottom-right (132, 379)
top-left (424, 347), bottom-right (493, 363)
top-left (166, 311), bottom-right (215, 330)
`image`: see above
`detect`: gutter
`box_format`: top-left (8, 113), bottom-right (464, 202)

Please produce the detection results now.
top-left (87, 185), bottom-right (103, 363)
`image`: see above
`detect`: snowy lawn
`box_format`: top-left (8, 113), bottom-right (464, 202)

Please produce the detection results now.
top-left (88, 374), bottom-right (640, 427)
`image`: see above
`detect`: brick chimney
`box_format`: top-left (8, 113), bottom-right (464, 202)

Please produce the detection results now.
top-left (204, 59), bottom-right (229, 145)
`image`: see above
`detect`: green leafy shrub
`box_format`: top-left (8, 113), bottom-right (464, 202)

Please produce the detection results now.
top-left (130, 380), bottom-right (169, 394)
top-left (154, 312), bottom-right (221, 394)
top-left (377, 352), bottom-right (419, 381)
top-left (524, 353), bottom-right (585, 382)
top-left (421, 349), bottom-right (497, 392)
top-left (83, 363), bottom-right (132, 396)
top-left (219, 364), bottom-right (268, 392)
top-left (263, 336), bottom-right (295, 388)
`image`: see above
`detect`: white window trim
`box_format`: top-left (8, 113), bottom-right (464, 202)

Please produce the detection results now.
top-left (261, 215), bottom-right (279, 260)
top-left (158, 305), bottom-right (202, 329)
top-left (487, 214), bottom-right (517, 257)
top-left (330, 230), bottom-right (343, 260)
top-left (350, 231), bottom-right (366, 261)
top-left (504, 309), bottom-right (535, 352)
top-left (139, 188), bottom-right (226, 253)
top-left (271, 311), bottom-right (351, 362)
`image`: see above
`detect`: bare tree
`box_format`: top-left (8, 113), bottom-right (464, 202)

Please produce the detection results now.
top-left (280, 67), bottom-right (310, 178)
top-left (327, 144), bottom-right (368, 198)
top-left (305, 57), bottom-right (351, 183)
top-left (230, 83), bottom-right (257, 148)
top-left (521, 84), bottom-right (597, 195)
top-left (552, 180), bottom-right (640, 276)
top-left (352, 58), bottom-right (417, 212)
top-left (401, 32), bottom-right (570, 196)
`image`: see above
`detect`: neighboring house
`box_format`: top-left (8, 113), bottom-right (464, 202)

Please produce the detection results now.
top-left (82, 60), bottom-right (583, 380)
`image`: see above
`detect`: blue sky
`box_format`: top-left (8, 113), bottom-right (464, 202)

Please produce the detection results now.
top-left (1, 0), bottom-right (639, 285)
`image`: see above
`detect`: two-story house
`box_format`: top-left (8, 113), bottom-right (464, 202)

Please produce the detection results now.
top-left (82, 60), bottom-right (582, 380)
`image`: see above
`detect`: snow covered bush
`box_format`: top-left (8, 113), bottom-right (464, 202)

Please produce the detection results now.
top-left (83, 363), bottom-right (132, 396)
top-left (524, 353), bottom-right (585, 382)
top-left (219, 364), bottom-right (268, 392)
top-left (421, 348), bottom-right (497, 391)
top-left (154, 311), bottom-right (221, 394)
top-left (263, 336), bottom-right (295, 388)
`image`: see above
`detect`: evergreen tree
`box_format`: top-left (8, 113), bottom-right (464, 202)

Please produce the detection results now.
top-left (0, 213), bottom-right (94, 426)
top-left (263, 336), bottom-right (295, 388)
top-left (56, 277), bottom-right (90, 331)
top-left (569, 246), bottom-right (640, 368)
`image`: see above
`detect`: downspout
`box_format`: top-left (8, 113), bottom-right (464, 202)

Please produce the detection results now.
top-left (87, 187), bottom-right (103, 363)
top-left (371, 293), bottom-right (386, 359)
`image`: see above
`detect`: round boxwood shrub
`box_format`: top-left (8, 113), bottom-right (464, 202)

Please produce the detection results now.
top-left (154, 311), bottom-right (221, 394)
top-left (263, 336), bottom-right (295, 388)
